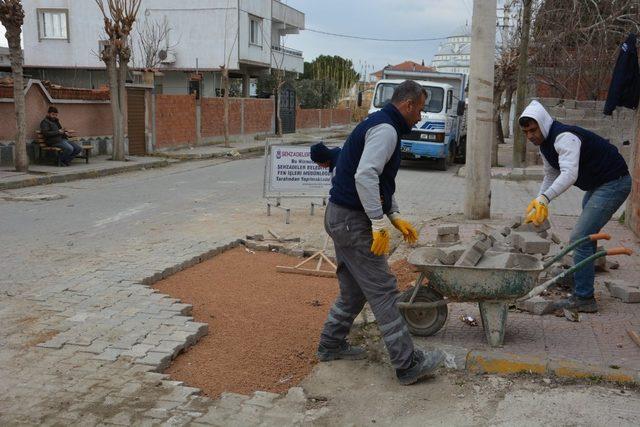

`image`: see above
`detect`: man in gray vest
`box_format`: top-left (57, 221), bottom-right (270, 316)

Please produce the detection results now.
top-left (316, 81), bottom-right (445, 385)
top-left (519, 100), bottom-right (630, 313)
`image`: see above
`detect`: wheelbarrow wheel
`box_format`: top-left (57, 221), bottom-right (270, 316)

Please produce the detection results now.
top-left (399, 286), bottom-right (448, 337)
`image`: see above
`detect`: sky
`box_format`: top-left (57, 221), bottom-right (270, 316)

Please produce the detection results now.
top-left (284, 0), bottom-right (473, 77)
top-left (1, 0), bottom-right (475, 73)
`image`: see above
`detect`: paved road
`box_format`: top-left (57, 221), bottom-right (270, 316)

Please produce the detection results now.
top-left (2, 155), bottom-right (617, 425)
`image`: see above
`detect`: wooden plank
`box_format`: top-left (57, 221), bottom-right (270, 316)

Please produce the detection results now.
top-left (276, 266), bottom-right (336, 278)
top-left (628, 330), bottom-right (640, 349)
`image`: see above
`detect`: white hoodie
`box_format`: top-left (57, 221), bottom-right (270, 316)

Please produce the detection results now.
top-left (519, 100), bottom-right (581, 201)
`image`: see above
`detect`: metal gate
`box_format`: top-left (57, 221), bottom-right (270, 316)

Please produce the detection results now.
top-left (278, 83), bottom-right (296, 134)
top-left (127, 88), bottom-right (146, 156)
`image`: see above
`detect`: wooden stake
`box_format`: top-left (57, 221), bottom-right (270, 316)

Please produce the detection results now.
top-left (628, 330), bottom-right (640, 349)
top-left (276, 235), bottom-right (337, 278)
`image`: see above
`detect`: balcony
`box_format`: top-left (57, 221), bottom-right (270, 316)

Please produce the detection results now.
top-left (272, 1), bottom-right (304, 30)
top-left (271, 45), bottom-right (303, 74)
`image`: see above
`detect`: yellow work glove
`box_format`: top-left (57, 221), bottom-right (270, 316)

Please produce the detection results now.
top-left (525, 195), bottom-right (549, 226)
top-left (389, 213), bottom-right (419, 244)
top-left (370, 218), bottom-right (390, 256)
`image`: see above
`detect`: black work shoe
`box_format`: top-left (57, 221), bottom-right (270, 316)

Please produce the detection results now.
top-left (396, 349), bottom-right (445, 386)
top-left (316, 341), bottom-right (367, 362)
top-left (554, 295), bottom-right (598, 313)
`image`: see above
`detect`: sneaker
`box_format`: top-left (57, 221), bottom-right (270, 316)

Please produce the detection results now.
top-left (396, 349), bottom-right (445, 386)
top-left (316, 341), bottom-right (367, 362)
top-left (554, 295), bottom-right (598, 313)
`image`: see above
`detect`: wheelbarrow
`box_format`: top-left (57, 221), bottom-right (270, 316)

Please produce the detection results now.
top-left (398, 233), bottom-right (633, 347)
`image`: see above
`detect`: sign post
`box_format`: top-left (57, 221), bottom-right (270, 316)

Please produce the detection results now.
top-left (263, 139), bottom-right (333, 223)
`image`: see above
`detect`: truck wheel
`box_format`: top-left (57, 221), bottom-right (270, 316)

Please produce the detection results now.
top-left (399, 286), bottom-right (448, 337)
top-left (455, 137), bottom-right (467, 163)
top-left (435, 157), bottom-right (448, 171)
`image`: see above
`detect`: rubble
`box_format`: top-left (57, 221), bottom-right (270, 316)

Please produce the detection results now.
top-left (516, 296), bottom-right (555, 315)
top-left (605, 280), bottom-right (640, 303)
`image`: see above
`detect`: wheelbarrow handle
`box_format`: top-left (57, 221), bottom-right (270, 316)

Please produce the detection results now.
top-left (519, 246), bottom-right (632, 302)
top-left (542, 233), bottom-right (612, 270)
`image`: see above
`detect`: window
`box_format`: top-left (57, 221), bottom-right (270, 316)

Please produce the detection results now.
top-left (38, 9), bottom-right (69, 40)
top-left (374, 83), bottom-right (444, 113)
top-left (446, 90), bottom-right (453, 111)
top-left (249, 17), bottom-right (262, 46)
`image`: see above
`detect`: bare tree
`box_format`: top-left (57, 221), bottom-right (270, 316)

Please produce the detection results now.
top-left (95, 0), bottom-right (142, 161)
top-left (135, 16), bottom-right (177, 69)
top-left (531, 0), bottom-right (640, 100)
top-left (0, 0), bottom-right (27, 171)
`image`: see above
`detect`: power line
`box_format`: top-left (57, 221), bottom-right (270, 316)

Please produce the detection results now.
top-left (303, 27), bottom-right (450, 42)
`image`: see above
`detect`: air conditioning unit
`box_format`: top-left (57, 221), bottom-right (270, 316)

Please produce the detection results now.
top-left (158, 49), bottom-right (176, 64)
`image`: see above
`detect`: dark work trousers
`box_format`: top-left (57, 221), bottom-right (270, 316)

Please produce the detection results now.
top-left (319, 201), bottom-right (415, 369)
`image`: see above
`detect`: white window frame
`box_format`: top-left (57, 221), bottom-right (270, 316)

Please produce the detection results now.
top-left (249, 16), bottom-right (262, 47)
top-left (37, 8), bottom-right (70, 41)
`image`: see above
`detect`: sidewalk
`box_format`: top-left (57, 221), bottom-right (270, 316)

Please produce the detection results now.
top-left (152, 125), bottom-right (354, 160)
top-left (457, 139), bottom-right (545, 181)
top-left (0, 125), bottom-right (354, 191)
top-left (0, 155), bottom-right (170, 191)
top-left (385, 215), bottom-right (640, 383)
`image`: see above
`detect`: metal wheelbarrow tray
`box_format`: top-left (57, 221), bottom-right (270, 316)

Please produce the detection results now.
top-left (399, 233), bottom-right (632, 347)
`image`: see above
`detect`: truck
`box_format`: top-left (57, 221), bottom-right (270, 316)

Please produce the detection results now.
top-left (368, 69), bottom-right (467, 170)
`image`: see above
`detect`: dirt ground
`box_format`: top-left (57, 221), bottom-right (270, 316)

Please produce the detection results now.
top-left (153, 247), bottom-right (420, 398)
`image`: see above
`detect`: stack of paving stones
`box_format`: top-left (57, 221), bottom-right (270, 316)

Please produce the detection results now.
top-left (0, 238), bottom-right (328, 425)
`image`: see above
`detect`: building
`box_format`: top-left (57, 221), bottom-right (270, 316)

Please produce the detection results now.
top-left (431, 25), bottom-right (471, 75)
top-left (0, 47), bottom-right (11, 77)
top-left (371, 60), bottom-right (434, 82)
top-left (21, 0), bottom-right (304, 96)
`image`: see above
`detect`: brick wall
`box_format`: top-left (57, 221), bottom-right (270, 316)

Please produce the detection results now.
top-left (155, 94), bottom-right (196, 149)
top-left (296, 108), bottom-right (351, 129)
top-left (201, 98), bottom-right (242, 138)
top-left (0, 82), bottom-right (112, 142)
top-left (244, 98), bottom-right (274, 134)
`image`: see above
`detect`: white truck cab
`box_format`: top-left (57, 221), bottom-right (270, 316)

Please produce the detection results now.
top-left (368, 71), bottom-right (467, 170)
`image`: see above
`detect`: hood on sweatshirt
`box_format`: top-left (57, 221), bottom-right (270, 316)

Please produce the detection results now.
top-left (519, 100), bottom-right (554, 139)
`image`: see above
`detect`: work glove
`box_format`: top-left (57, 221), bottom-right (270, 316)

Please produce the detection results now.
top-left (525, 195), bottom-right (549, 226)
top-left (370, 218), bottom-right (390, 256)
top-left (389, 213), bottom-right (419, 244)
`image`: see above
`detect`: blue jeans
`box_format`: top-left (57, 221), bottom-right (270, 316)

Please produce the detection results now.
top-left (571, 174), bottom-right (631, 298)
top-left (53, 139), bottom-right (82, 164)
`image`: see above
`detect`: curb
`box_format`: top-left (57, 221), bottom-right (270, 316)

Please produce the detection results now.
top-left (402, 338), bottom-right (639, 385)
top-left (0, 159), bottom-right (170, 191)
top-left (153, 139), bottom-right (313, 161)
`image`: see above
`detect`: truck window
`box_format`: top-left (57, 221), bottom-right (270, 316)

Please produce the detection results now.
top-left (373, 83), bottom-right (444, 113)
top-left (446, 90), bottom-right (453, 111)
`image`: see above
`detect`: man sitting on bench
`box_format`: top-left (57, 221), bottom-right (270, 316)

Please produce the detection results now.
top-left (40, 106), bottom-right (81, 166)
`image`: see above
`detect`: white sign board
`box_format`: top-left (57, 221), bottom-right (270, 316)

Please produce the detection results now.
top-left (264, 143), bottom-right (332, 198)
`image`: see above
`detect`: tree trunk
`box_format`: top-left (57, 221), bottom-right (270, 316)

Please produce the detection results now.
top-left (512, 0), bottom-right (532, 168)
top-left (492, 89), bottom-right (503, 167)
top-left (114, 55), bottom-right (128, 161)
top-left (275, 74), bottom-right (283, 137)
top-left (222, 67), bottom-right (230, 148)
top-left (502, 86), bottom-right (514, 138)
top-left (464, 0), bottom-right (496, 220)
top-left (105, 49), bottom-right (122, 161)
top-left (7, 31), bottom-right (27, 172)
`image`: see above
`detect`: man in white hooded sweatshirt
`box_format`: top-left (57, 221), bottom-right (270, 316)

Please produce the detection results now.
top-left (519, 100), bottom-right (631, 312)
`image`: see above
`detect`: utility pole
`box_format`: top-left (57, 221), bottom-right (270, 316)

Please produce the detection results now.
top-left (465, 0), bottom-right (497, 220)
top-left (512, 0), bottom-right (532, 167)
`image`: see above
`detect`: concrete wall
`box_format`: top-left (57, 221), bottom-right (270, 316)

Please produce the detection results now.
top-left (627, 110), bottom-right (640, 237)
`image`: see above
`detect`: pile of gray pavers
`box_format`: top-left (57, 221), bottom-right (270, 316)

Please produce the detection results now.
top-left (428, 218), bottom-right (636, 314)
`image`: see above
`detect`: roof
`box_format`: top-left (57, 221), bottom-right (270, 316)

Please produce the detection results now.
top-left (449, 24), bottom-right (471, 38)
top-left (376, 78), bottom-right (452, 90)
top-left (372, 60), bottom-right (435, 78)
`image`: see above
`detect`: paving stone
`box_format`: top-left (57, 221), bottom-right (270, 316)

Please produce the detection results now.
top-left (517, 219), bottom-right (551, 233)
top-left (245, 390), bottom-right (279, 409)
top-left (121, 343), bottom-right (155, 358)
top-left (516, 296), bottom-right (555, 315)
top-left (154, 340), bottom-right (186, 357)
top-left (455, 236), bottom-right (491, 267)
top-left (437, 224), bottom-right (459, 236)
top-left (511, 231), bottom-right (551, 255)
top-left (436, 233), bottom-right (461, 247)
top-left (93, 348), bottom-right (123, 362)
top-left (605, 280), bottom-right (640, 303)
top-left (137, 351), bottom-right (173, 370)
top-left (437, 244), bottom-right (467, 265)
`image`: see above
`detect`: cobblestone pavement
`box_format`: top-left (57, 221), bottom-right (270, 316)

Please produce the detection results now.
top-left (2, 154), bottom-right (627, 424)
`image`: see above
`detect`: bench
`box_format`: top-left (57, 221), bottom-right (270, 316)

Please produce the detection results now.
top-left (34, 131), bottom-right (92, 166)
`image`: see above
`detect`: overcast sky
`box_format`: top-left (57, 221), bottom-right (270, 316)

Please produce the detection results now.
top-left (285, 0), bottom-right (473, 76)
top-left (1, 0), bottom-right (474, 73)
